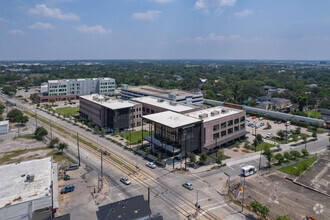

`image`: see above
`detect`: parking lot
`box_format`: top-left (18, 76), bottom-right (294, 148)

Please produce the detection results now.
top-left (241, 166), bottom-right (329, 219)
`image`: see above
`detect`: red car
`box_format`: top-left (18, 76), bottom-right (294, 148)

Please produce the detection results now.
top-left (252, 116), bottom-right (257, 119)
top-left (277, 121), bottom-right (282, 124)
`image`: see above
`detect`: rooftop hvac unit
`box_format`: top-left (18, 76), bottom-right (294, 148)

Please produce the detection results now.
top-left (26, 174), bottom-right (34, 182)
top-left (211, 110), bottom-right (220, 116)
top-left (157, 99), bottom-right (165, 103)
top-left (198, 113), bottom-right (208, 119)
top-left (221, 109), bottom-right (228, 113)
top-left (170, 101), bottom-right (177, 106)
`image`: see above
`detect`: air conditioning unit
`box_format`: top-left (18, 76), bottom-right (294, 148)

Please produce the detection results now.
top-left (221, 109), bottom-right (228, 113)
top-left (170, 101), bottom-right (177, 106)
top-left (211, 110), bottom-right (220, 116)
top-left (26, 174), bottom-right (34, 182)
top-left (198, 113), bottom-right (208, 119)
top-left (157, 99), bottom-right (164, 103)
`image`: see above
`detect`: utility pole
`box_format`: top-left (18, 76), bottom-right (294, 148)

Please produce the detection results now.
top-left (258, 149), bottom-right (262, 171)
top-left (35, 108), bottom-right (38, 129)
top-left (242, 176), bottom-right (245, 212)
top-left (50, 120), bottom-right (52, 140)
top-left (148, 187), bottom-right (150, 206)
top-left (77, 133), bottom-right (80, 166)
top-left (101, 149), bottom-right (103, 180)
top-left (285, 124), bottom-right (288, 144)
top-left (183, 130), bottom-right (187, 170)
top-left (196, 189), bottom-right (199, 216)
top-left (254, 126), bottom-right (257, 152)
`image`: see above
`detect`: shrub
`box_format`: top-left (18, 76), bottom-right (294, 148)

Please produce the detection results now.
top-left (274, 153), bottom-right (284, 165)
top-left (276, 215), bottom-right (292, 220)
top-left (189, 153), bottom-right (196, 164)
top-left (290, 150), bottom-right (301, 160)
top-left (199, 152), bottom-right (208, 163)
top-left (284, 152), bottom-right (292, 161)
top-left (301, 149), bottom-right (309, 157)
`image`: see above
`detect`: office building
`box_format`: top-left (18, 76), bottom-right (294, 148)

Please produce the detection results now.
top-left (79, 94), bottom-right (142, 131)
top-left (121, 84), bottom-right (203, 106)
top-left (0, 157), bottom-right (59, 220)
top-left (38, 77), bottom-right (115, 103)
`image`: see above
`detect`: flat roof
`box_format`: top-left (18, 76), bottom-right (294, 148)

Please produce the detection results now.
top-left (123, 85), bottom-right (200, 98)
top-left (0, 157), bottom-right (53, 208)
top-left (81, 94), bottom-right (138, 110)
top-left (143, 111), bottom-right (201, 129)
top-left (48, 77), bottom-right (114, 84)
top-left (0, 120), bottom-right (9, 126)
top-left (131, 96), bottom-right (196, 113)
top-left (185, 106), bottom-right (243, 122)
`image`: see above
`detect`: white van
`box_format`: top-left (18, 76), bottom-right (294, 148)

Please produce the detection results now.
top-left (241, 165), bottom-right (257, 177)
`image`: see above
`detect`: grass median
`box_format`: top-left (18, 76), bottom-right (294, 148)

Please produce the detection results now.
top-left (279, 157), bottom-right (317, 176)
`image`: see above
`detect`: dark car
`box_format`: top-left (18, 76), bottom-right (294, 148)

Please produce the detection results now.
top-left (66, 164), bottom-right (79, 171)
top-left (60, 185), bottom-right (75, 194)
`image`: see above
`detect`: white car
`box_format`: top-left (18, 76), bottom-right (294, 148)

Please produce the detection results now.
top-left (259, 117), bottom-right (264, 120)
top-left (266, 133), bottom-right (273, 138)
top-left (146, 162), bottom-right (156, 169)
top-left (182, 182), bottom-right (194, 190)
top-left (120, 177), bottom-right (131, 185)
top-left (285, 121), bottom-right (291, 126)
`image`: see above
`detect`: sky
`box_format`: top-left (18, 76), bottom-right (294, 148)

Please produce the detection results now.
top-left (0, 0), bottom-right (330, 60)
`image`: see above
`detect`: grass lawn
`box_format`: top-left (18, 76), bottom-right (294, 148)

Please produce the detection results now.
top-left (305, 110), bottom-right (321, 119)
top-left (256, 142), bottom-right (275, 151)
top-left (54, 106), bottom-right (79, 117)
top-left (271, 133), bottom-right (310, 144)
top-left (279, 157), bottom-right (318, 176)
top-left (14, 134), bottom-right (35, 140)
top-left (120, 130), bottom-right (153, 144)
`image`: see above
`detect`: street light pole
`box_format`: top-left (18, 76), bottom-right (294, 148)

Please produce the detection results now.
top-left (254, 126), bottom-right (257, 152)
top-left (35, 108), bottom-right (38, 129)
top-left (285, 124), bottom-right (288, 144)
top-left (77, 133), bottom-right (80, 166)
top-left (183, 130), bottom-right (187, 170)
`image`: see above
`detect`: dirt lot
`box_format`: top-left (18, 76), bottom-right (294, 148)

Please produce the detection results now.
top-left (241, 168), bottom-right (330, 220)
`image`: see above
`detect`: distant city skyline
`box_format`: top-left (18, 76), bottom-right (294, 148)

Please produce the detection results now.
top-left (1, 0), bottom-right (330, 60)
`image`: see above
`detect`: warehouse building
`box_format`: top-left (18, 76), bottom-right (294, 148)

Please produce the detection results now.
top-left (131, 96), bottom-right (201, 115)
top-left (121, 84), bottom-right (203, 106)
top-left (38, 77), bottom-right (115, 103)
top-left (80, 94), bottom-right (142, 131)
top-left (0, 120), bottom-right (9, 134)
top-left (0, 157), bottom-right (59, 220)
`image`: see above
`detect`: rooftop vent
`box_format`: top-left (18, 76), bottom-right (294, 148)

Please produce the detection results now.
top-left (198, 113), bottom-right (208, 119)
top-left (26, 174), bottom-right (34, 182)
top-left (170, 101), bottom-right (177, 106)
top-left (211, 110), bottom-right (220, 116)
top-left (221, 109), bottom-right (228, 113)
top-left (157, 99), bottom-right (165, 103)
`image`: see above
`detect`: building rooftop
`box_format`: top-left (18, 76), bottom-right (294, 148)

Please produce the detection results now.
top-left (0, 157), bottom-right (53, 208)
top-left (80, 94), bottom-right (138, 110)
top-left (143, 111), bottom-right (201, 129)
top-left (96, 195), bottom-right (152, 220)
top-left (131, 96), bottom-right (196, 113)
top-left (0, 120), bottom-right (9, 126)
top-left (122, 85), bottom-right (201, 98)
top-left (48, 77), bottom-right (114, 84)
top-left (185, 106), bottom-right (243, 122)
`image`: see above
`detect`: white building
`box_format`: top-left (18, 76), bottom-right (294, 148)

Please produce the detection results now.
top-left (0, 157), bottom-right (59, 220)
top-left (43, 77), bottom-right (115, 97)
top-left (121, 84), bottom-right (203, 106)
top-left (0, 120), bottom-right (9, 134)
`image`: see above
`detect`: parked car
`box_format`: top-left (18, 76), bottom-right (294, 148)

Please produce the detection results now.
top-left (252, 116), bottom-right (257, 119)
top-left (277, 121), bottom-right (282, 124)
top-left (259, 117), bottom-right (264, 120)
top-left (64, 174), bottom-right (70, 181)
top-left (66, 164), bottom-right (79, 171)
top-left (182, 182), bottom-right (194, 190)
top-left (285, 121), bottom-right (291, 126)
top-left (266, 133), bottom-right (273, 138)
top-left (146, 162), bottom-right (156, 169)
top-left (246, 114), bottom-right (251, 117)
top-left (260, 122), bottom-right (265, 126)
top-left (60, 185), bottom-right (75, 194)
top-left (120, 177), bottom-right (131, 185)
top-left (246, 120), bottom-right (250, 123)
top-left (274, 120), bottom-right (278, 124)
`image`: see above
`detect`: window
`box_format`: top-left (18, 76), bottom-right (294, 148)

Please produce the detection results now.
top-left (240, 123), bottom-right (245, 129)
top-left (213, 124), bottom-right (219, 131)
top-left (228, 128), bottom-right (233, 134)
top-left (234, 118), bottom-right (239, 124)
top-left (221, 130), bottom-right (226, 137)
top-left (234, 126), bottom-right (239, 132)
top-left (221, 122), bottom-right (226, 129)
top-left (240, 116), bottom-right (245, 122)
top-left (228, 120), bottom-right (233, 126)
top-left (213, 133), bottom-right (219, 139)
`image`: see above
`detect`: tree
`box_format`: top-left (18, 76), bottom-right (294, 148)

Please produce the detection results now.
top-left (94, 125), bottom-right (99, 133)
top-left (260, 205), bottom-right (270, 217)
top-left (302, 135), bottom-right (307, 149)
top-left (17, 115), bottom-right (29, 125)
top-left (290, 150), bottom-right (301, 159)
top-left (274, 153), bottom-right (284, 165)
top-left (7, 109), bottom-right (23, 122)
top-left (312, 131), bottom-right (317, 139)
top-left (189, 153), bottom-right (196, 164)
top-left (30, 93), bottom-right (39, 104)
top-left (2, 85), bottom-right (17, 96)
top-left (301, 149), bottom-right (309, 157)
top-left (215, 156), bottom-right (222, 165)
top-left (265, 122), bottom-right (271, 129)
top-left (157, 153), bottom-right (162, 162)
top-left (87, 122), bottom-right (92, 128)
top-left (0, 103), bottom-right (5, 115)
top-left (49, 98), bottom-right (56, 106)
top-left (199, 152), bottom-right (208, 163)
top-left (101, 128), bottom-right (106, 137)
top-left (277, 130), bottom-right (285, 140)
top-left (294, 127), bottom-right (301, 134)
top-left (263, 146), bottom-right (273, 167)
top-left (284, 152), bottom-right (292, 161)
top-left (217, 149), bottom-right (225, 159)
top-left (276, 215), bottom-right (292, 220)
top-left (256, 134), bottom-right (263, 143)
top-left (58, 143), bottom-right (68, 153)
top-left (297, 96), bottom-right (308, 111)
top-left (48, 137), bottom-right (60, 148)
top-left (34, 126), bottom-right (48, 141)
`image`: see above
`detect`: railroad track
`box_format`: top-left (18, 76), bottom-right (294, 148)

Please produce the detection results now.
top-left (20, 104), bottom-right (219, 220)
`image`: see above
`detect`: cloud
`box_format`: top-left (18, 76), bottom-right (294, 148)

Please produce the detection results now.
top-left (0, 17), bottom-right (9, 22)
top-left (133, 10), bottom-right (162, 21)
top-left (194, 0), bottom-right (236, 10)
top-left (28, 22), bottom-right (55, 30)
top-left (235, 9), bottom-right (253, 18)
top-left (179, 33), bottom-right (261, 44)
top-left (151, 0), bottom-right (174, 3)
top-left (8, 29), bottom-right (24, 35)
top-left (28, 4), bottom-right (79, 20)
top-left (76, 25), bottom-right (112, 34)
top-left (179, 33), bottom-right (225, 43)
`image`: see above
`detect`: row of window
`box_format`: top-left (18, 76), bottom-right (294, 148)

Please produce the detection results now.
top-left (213, 123), bottom-right (245, 139)
top-left (213, 116), bottom-right (245, 131)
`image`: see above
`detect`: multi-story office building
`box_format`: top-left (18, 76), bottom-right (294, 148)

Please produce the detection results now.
top-left (0, 157), bottom-right (59, 220)
top-left (142, 106), bottom-right (247, 156)
top-left (38, 77), bottom-right (115, 103)
top-left (121, 84), bottom-right (203, 106)
top-left (80, 94), bottom-right (142, 131)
